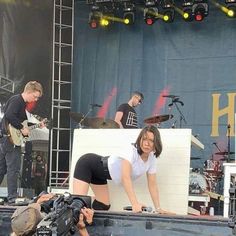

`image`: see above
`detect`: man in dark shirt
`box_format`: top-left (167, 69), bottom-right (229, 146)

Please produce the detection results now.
top-left (114, 91), bottom-right (144, 128)
top-left (0, 81), bottom-right (43, 203)
top-left (32, 154), bottom-right (47, 195)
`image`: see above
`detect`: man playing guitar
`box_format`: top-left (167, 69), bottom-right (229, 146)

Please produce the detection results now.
top-left (0, 81), bottom-right (44, 204)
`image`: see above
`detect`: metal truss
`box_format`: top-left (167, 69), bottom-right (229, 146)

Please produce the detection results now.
top-left (0, 75), bottom-right (15, 96)
top-left (49, 0), bottom-right (74, 188)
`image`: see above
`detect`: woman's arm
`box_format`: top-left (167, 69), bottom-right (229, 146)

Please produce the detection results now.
top-left (147, 173), bottom-right (172, 214)
top-left (121, 159), bottom-right (144, 212)
top-left (146, 173), bottom-right (161, 211)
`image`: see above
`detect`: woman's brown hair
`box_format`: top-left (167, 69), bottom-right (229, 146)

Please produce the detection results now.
top-left (134, 125), bottom-right (162, 158)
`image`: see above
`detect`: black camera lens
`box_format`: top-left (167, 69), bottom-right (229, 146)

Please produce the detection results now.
top-left (71, 198), bottom-right (87, 223)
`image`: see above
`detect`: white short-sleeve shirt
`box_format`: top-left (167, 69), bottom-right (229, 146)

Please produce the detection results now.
top-left (108, 145), bottom-right (157, 184)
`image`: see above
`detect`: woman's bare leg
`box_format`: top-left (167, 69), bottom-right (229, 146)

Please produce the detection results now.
top-left (72, 178), bottom-right (90, 195)
top-left (90, 184), bottom-right (110, 205)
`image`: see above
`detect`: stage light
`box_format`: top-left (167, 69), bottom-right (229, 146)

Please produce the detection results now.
top-left (225, 0), bottom-right (236, 17)
top-left (192, 1), bottom-right (209, 21)
top-left (123, 3), bottom-right (135, 25)
top-left (182, 1), bottom-right (194, 21)
top-left (162, 0), bottom-right (175, 22)
top-left (88, 11), bottom-right (101, 29)
top-left (163, 8), bottom-right (175, 22)
top-left (124, 11), bottom-right (135, 24)
top-left (100, 18), bottom-right (109, 26)
top-left (144, 7), bottom-right (159, 25)
top-left (227, 7), bottom-right (236, 17)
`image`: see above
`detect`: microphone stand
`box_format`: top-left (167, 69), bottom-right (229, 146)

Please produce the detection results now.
top-left (227, 124), bottom-right (231, 163)
top-left (172, 99), bottom-right (187, 128)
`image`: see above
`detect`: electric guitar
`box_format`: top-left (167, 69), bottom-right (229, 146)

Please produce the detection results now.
top-left (7, 118), bottom-right (48, 146)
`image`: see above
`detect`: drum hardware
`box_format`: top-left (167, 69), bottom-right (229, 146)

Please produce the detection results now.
top-left (204, 160), bottom-right (222, 174)
top-left (227, 124), bottom-right (231, 163)
top-left (213, 124), bottom-right (234, 162)
top-left (144, 114), bottom-right (173, 124)
top-left (189, 172), bottom-right (209, 194)
top-left (163, 95), bottom-right (187, 128)
top-left (189, 158), bottom-right (224, 194)
top-left (86, 117), bottom-right (119, 129)
top-left (203, 173), bottom-right (219, 193)
top-left (69, 112), bottom-right (119, 129)
top-left (191, 168), bottom-right (201, 173)
top-left (189, 170), bottom-right (220, 193)
top-left (215, 151), bottom-right (235, 156)
top-left (70, 112), bottom-right (88, 126)
top-left (202, 158), bottom-right (224, 193)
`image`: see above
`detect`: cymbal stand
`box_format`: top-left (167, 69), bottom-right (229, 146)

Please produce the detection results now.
top-left (171, 98), bottom-right (187, 128)
top-left (227, 124), bottom-right (231, 163)
top-left (77, 106), bottom-right (93, 128)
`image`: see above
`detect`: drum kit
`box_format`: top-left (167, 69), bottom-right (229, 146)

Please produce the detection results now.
top-left (70, 111), bottom-right (174, 128)
top-left (69, 112), bottom-right (120, 128)
top-left (143, 114), bottom-right (174, 125)
top-left (189, 151), bottom-right (235, 195)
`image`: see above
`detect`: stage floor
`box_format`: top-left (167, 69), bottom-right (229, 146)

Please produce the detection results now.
top-left (0, 206), bottom-right (233, 236)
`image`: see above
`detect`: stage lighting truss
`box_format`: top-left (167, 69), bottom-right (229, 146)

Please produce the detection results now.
top-left (225, 0), bottom-right (236, 17)
top-left (86, 0), bottom-right (235, 28)
top-left (144, 0), bottom-right (159, 25)
top-left (161, 0), bottom-right (175, 22)
top-left (192, 0), bottom-right (209, 21)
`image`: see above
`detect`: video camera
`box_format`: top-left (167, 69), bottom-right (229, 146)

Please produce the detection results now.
top-left (36, 193), bottom-right (92, 236)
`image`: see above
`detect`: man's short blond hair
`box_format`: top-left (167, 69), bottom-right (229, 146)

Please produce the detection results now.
top-left (24, 81), bottom-right (43, 96)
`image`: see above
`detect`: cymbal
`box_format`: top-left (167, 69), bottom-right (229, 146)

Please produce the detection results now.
top-left (215, 151), bottom-right (235, 155)
top-left (69, 112), bottom-right (84, 122)
top-left (69, 112), bottom-right (90, 126)
top-left (87, 117), bottom-right (119, 129)
top-left (144, 114), bottom-right (173, 124)
top-left (191, 156), bottom-right (201, 160)
top-left (220, 157), bottom-right (235, 162)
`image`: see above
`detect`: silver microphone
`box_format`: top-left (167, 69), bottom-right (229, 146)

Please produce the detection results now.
top-left (123, 206), bottom-right (153, 212)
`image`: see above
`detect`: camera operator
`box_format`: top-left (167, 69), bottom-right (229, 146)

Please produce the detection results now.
top-left (11, 193), bottom-right (94, 236)
top-left (76, 208), bottom-right (94, 236)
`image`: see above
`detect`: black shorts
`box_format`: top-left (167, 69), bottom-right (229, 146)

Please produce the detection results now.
top-left (73, 153), bottom-right (111, 185)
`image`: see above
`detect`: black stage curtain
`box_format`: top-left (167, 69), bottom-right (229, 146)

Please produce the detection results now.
top-left (0, 0), bottom-right (53, 118)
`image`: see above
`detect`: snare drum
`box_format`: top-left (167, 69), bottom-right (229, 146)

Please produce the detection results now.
top-left (189, 172), bottom-right (209, 194)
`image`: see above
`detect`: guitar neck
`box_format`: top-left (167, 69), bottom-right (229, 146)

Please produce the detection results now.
top-left (29, 123), bottom-right (41, 131)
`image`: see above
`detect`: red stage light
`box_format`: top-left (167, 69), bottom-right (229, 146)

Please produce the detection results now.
top-left (90, 20), bottom-right (98, 28)
top-left (195, 13), bottom-right (203, 21)
top-left (146, 18), bottom-right (154, 25)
